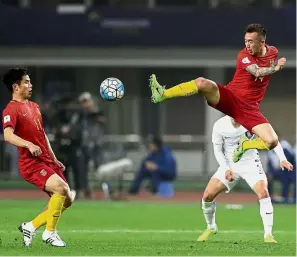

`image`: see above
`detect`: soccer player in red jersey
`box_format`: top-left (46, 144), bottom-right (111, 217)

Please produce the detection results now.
top-left (2, 68), bottom-right (74, 247)
top-left (149, 24), bottom-right (291, 165)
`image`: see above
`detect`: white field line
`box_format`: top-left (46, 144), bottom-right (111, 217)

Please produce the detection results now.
top-left (0, 229), bottom-right (295, 234)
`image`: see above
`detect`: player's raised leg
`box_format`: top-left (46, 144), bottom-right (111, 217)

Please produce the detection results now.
top-left (149, 74), bottom-right (220, 105)
top-left (233, 124), bottom-right (278, 162)
top-left (197, 178), bottom-right (226, 241)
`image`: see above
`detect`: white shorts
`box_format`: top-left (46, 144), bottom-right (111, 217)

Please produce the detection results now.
top-left (212, 159), bottom-right (268, 193)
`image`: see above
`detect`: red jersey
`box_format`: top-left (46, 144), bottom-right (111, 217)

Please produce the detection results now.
top-left (2, 100), bottom-right (54, 174)
top-left (226, 45), bottom-right (279, 106)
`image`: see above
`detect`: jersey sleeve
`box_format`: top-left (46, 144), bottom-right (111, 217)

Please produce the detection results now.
top-left (212, 122), bottom-right (230, 170)
top-left (236, 51), bottom-right (257, 70)
top-left (212, 122), bottom-right (223, 145)
top-left (2, 106), bottom-right (18, 130)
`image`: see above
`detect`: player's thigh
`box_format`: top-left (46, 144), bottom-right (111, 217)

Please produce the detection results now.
top-left (194, 78), bottom-right (220, 105)
top-left (45, 173), bottom-right (71, 197)
top-left (251, 123), bottom-right (278, 148)
top-left (202, 178), bottom-right (225, 202)
top-left (240, 161), bottom-right (269, 198)
top-left (206, 85), bottom-right (242, 119)
top-left (208, 167), bottom-right (240, 197)
top-left (253, 180), bottom-right (270, 199)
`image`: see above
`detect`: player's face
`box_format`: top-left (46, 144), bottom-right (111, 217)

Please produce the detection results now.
top-left (148, 143), bottom-right (158, 153)
top-left (80, 99), bottom-right (93, 111)
top-left (244, 32), bottom-right (265, 56)
top-left (13, 75), bottom-right (32, 99)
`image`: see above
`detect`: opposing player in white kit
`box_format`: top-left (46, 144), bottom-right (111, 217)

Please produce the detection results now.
top-left (197, 116), bottom-right (293, 243)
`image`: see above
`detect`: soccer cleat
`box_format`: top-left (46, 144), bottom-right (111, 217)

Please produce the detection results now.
top-left (197, 227), bottom-right (218, 242)
top-left (149, 74), bottom-right (165, 103)
top-left (70, 189), bottom-right (76, 202)
top-left (42, 230), bottom-right (66, 247)
top-left (18, 222), bottom-right (36, 247)
top-left (232, 135), bottom-right (249, 163)
top-left (264, 234), bottom-right (277, 243)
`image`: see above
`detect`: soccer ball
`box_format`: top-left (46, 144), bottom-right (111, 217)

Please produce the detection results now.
top-left (100, 77), bottom-right (124, 101)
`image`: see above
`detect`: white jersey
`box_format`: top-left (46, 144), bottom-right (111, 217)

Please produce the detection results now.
top-left (212, 116), bottom-right (259, 165)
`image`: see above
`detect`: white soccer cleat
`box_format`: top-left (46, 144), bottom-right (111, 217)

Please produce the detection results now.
top-left (42, 230), bottom-right (66, 247)
top-left (18, 222), bottom-right (36, 247)
top-left (70, 189), bottom-right (76, 201)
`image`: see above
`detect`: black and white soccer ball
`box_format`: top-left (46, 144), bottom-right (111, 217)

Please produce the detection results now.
top-left (100, 77), bottom-right (124, 101)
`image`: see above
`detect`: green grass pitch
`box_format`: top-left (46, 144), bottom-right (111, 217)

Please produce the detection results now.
top-left (0, 199), bottom-right (295, 256)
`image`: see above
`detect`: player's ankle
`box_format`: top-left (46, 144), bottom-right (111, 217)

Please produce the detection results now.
top-left (207, 224), bottom-right (217, 230)
top-left (26, 221), bottom-right (36, 231)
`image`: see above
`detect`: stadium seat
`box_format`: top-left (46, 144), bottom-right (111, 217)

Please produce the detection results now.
top-left (158, 181), bottom-right (174, 197)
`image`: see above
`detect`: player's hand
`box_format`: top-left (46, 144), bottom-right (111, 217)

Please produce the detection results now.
top-left (27, 143), bottom-right (42, 156)
top-left (145, 161), bottom-right (158, 171)
top-left (225, 169), bottom-right (234, 182)
top-left (54, 159), bottom-right (66, 172)
top-left (280, 160), bottom-right (293, 171)
top-left (276, 57), bottom-right (286, 71)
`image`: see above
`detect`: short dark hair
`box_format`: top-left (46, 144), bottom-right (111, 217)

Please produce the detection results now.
top-left (2, 68), bottom-right (29, 93)
top-left (245, 24), bottom-right (266, 40)
top-left (148, 136), bottom-right (163, 149)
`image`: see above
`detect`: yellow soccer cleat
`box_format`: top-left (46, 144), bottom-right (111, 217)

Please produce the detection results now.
top-left (264, 234), bottom-right (277, 243)
top-left (197, 228), bottom-right (217, 242)
top-left (149, 74), bottom-right (165, 103)
top-left (232, 135), bottom-right (249, 163)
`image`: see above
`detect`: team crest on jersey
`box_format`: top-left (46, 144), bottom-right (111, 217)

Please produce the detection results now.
top-left (40, 169), bottom-right (47, 176)
top-left (3, 115), bottom-right (10, 123)
top-left (242, 57), bottom-right (251, 64)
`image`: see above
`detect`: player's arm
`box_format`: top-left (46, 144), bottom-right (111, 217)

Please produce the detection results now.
top-left (44, 132), bottom-right (66, 171)
top-left (273, 141), bottom-right (294, 171)
top-left (44, 132), bottom-right (57, 160)
top-left (4, 127), bottom-right (32, 148)
top-left (212, 124), bottom-right (230, 171)
top-left (3, 127), bottom-right (42, 156)
top-left (245, 58), bottom-right (286, 78)
top-left (213, 144), bottom-right (229, 170)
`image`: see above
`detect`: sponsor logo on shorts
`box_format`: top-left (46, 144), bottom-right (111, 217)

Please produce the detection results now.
top-left (40, 169), bottom-right (47, 176)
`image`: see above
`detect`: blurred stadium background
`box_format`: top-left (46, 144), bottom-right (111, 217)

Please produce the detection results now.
top-left (0, 0), bottom-right (295, 199)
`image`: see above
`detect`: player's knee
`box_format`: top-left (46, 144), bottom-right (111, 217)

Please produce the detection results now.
top-left (202, 190), bottom-right (216, 202)
top-left (194, 77), bottom-right (217, 93)
top-left (53, 182), bottom-right (69, 196)
top-left (64, 197), bottom-right (73, 209)
top-left (257, 188), bottom-right (270, 199)
top-left (265, 136), bottom-right (278, 150)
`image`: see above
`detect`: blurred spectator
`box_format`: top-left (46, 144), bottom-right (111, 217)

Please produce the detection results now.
top-left (1, 101), bottom-right (19, 178)
top-left (1, 103), bottom-right (19, 179)
top-left (75, 92), bottom-right (106, 199)
top-left (4, 144), bottom-right (19, 179)
top-left (267, 136), bottom-right (296, 203)
top-left (128, 136), bottom-right (177, 195)
top-left (0, 104), bottom-right (3, 133)
top-left (46, 94), bottom-right (83, 197)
